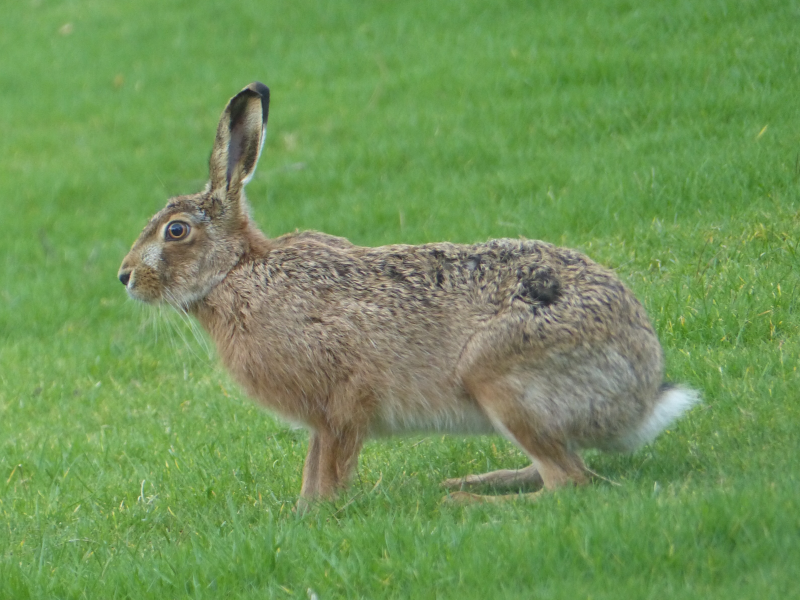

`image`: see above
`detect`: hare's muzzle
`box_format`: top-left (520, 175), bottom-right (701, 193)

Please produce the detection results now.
top-left (118, 269), bottom-right (131, 286)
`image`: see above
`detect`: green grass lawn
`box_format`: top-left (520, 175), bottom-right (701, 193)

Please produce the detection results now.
top-left (2, 0), bottom-right (799, 597)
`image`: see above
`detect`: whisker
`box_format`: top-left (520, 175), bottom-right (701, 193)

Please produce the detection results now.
top-left (162, 290), bottom-right (214, 364)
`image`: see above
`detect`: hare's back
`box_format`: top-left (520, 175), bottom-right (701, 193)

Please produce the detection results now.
top-left (266, 233), bottom-right (640, 325)
top-left (359, 237), bottom-right (632, 320)
top-left (356, 237), bottom-right (658, 358)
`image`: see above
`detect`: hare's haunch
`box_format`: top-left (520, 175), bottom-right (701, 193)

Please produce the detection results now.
top-left (119, 83), bottom-right (698, 507)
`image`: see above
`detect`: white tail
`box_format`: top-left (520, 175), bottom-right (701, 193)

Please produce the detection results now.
top-left (620, 385), bottom-right (700, 451)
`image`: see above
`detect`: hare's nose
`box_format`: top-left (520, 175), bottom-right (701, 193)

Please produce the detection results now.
top-left (118, 270), bottom-right (131, 286)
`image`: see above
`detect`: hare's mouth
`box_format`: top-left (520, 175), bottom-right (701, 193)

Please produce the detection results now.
top-left (125, 284), bottom-right (161, 305)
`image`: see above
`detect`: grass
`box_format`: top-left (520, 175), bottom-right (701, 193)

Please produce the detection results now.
top-left (1, 0), bottom-right (799, 597)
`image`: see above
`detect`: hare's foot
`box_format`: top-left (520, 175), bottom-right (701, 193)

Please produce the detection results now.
top-left (444, 489), bottom-right (545, 504)
top-left (294, 495), bottom-right (315, 515)
top-left (441, 464), bottom-right (543, 491)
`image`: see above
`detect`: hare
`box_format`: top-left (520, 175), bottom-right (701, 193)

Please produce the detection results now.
top-left (118, 82), bottom-right (698, 507)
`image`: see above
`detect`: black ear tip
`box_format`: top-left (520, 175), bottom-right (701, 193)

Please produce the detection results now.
top-left (246, 82), bottom-right (270, 125)
top-left (248, 82), bottom-right (270, 99)
top-left (228, 82), bottom-right (270, 127)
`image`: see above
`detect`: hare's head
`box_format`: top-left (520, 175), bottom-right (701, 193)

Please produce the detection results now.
top-left (118, 83), bottom-right (269, 308)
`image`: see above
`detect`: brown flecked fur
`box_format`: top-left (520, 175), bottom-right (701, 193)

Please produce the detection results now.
top-left (118, 82), bottom-right (698, 508)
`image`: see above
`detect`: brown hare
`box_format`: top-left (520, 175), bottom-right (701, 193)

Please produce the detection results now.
top-left (118, 82), bottom-right (698, 508)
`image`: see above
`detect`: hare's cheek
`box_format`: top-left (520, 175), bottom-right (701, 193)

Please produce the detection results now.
top-left (141, 245), bottom-right (162, 269)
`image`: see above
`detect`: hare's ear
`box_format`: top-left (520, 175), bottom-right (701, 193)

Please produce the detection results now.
top-left (208, 82), bottom-right (270, 205)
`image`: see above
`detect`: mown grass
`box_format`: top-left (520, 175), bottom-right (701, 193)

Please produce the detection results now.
top-left (1, 0), bottom-right (799, 598)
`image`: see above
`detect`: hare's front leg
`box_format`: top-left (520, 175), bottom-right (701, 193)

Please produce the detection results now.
top-left (296, 428), bottom-right (363, 512)
top-left (299, 432), bottom-right (324, 500)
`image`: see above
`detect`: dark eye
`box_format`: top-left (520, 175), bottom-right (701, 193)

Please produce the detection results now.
top-left (166, 221), bottom-right (190, 240)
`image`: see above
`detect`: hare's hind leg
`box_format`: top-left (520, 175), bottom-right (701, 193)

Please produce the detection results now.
top-left (445, 378), bottom-right (587, 504)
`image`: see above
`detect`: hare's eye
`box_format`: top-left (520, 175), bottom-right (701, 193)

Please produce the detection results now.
top-left (166, 221), bottom-right (190, 240)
